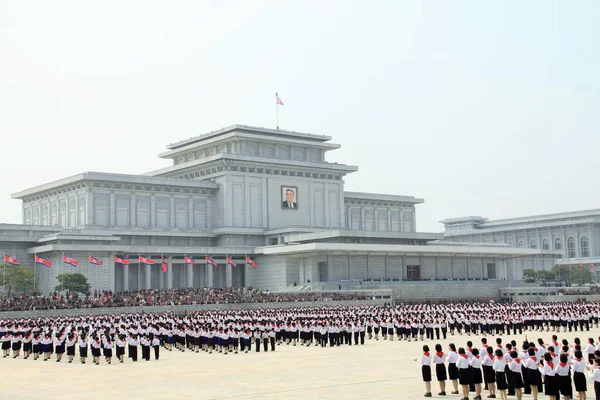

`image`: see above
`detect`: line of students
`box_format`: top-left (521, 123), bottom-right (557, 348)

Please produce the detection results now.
top-left (416, 334), bottom-right (600, 400)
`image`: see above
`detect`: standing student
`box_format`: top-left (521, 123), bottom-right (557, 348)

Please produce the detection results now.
top-left (116, 335), bottom-right (126, 363)
top-left (1, 331), bottom-right (11, 358)
top-left (91, 336), bottom-right (101, 365)
top-left (456, 347), bottom-right (472, 400)
top-left (493, 349), bottom-right (508, 400)
top-left (11, 332), bottom-right (22, 359)
top-left (470, 348), bottom-right (483, 400)
top-left (103, 336), bottom-right (113, 364)
top-left (66, 333), bottom-right (77, 363)
top-left (587, 357), bottom-right (600, 400)
top-left (447, 343), bottom-right (460, 395)
top-left (414, 344), bottom-right (432, 398)
top-left (555, 353), bottom-right (572, 400)
top-left (152, 335), bottom-right (160, 360)
top-left (571, 350), bottom-right (586, 400)
top-left (54, 333), bottom-right (65, 362)
top-left (432, 344), bottom-right (447, 395)
top-left (22, 332), bottom-right (32, 359)
top-left (254, 329), bottom-right (261, 353)
top-left (42, 333), bottom-right (52, 361)
top-left (509, 351), bottom-right (524, 400)
top-left (269, 329), bottom-right (276, 352)
top-left (482, 346), bottom-right (496, 398)
top-left (542, 352), bottom-right (558, 400)
top-left (79, 334), bottom-right (88, 364)
top-left (524, 348), bottom-right (541, 400)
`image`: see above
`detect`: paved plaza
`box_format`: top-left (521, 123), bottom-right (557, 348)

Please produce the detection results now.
top-left (2, 326), bottom-right (599, 399)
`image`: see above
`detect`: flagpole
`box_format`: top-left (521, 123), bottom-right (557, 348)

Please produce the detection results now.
top-left (33, 252), bottom-right (36, 295)
top-left (3, 252), bottom-right (6, 294)
top-left (276, 92), bottom-right (279, 129)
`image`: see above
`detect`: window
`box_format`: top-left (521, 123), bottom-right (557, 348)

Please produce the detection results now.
top-left (79, 198), bottom-right (86, 225)
top-left (41, 206), bottom-right (49, 225)
top-left (175, 202), bottom-right (188, 229)
top-left (69, 200), bottom-right (76, 227)
top-left (377, 212), bottom-right (387, 231)
top-left (517, 241), bottom-right (524, 248)
top-left (581, 236), bottom-right (590, 258)
top-left (59, 202), bottom-right (66, 227)
top-left (136, 200), bottom-right (149, 227)
top-left (567, 237), bottom-right (576, 258)
top-left (529, 240), bottom-right (537, 249)
top-left (554, 238), bottom-right (562, 250)
top-left (542, 239), bottom-right (550, 250)
top-left (157, 201), bottom-right (169, 228)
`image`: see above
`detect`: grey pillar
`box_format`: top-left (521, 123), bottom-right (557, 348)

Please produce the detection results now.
top-left (167, 256), bottom-right (173, 289)
top-left (145, 264), bottom-right (151, 289)
top-left (225, 264), bottom-right (232, 288)
top-left (123, 263), bottom-right (129, 291)
top-left (244, 263), bottom-right (252, 287)
top-left (207, 264), bottom-right (214, 288)
top-left (187, 263), bottom-right (194, 288)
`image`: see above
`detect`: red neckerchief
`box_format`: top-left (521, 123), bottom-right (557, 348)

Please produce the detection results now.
top-left (460, 353), bottom-right (468, 359)
top-left (475, 355), bottom-right (480, 359)
top-left (547, 361), bottom-right (555, 369)
top-left (423, 352), bottom-right (430, 357)
top-left (559, 362), bottom-right (567, 368)
top-left (552, 341), bottom-right (559, 347)
top-left (575, 358), bottom-right (582, 362)
top-left (497, 356), bottom-right (504, 360)
top-left (540, 344), bottom-right (546, 349)
top-left (530, 356), bottom-right (537, 362)
top-left (467, 347), bottom-right (473, 352)
top-left (436, 351), bottom-right (444, 358)
top-left (514, 359), bottom-right (521, 364)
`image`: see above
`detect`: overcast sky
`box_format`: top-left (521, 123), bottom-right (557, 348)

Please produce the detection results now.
top-left (1, 1), bottom-right (598, 233)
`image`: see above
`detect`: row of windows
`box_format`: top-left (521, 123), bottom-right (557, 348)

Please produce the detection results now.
top-left (514, 236), bottom-right (590, 258)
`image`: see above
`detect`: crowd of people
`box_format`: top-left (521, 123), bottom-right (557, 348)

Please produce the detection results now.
top-left (0, 288), bottom-right (371, 312)
top-left (415, 333), bottom-right (600, 400)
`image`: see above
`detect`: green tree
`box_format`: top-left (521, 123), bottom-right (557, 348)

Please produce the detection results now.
top-left (523, 269), bottom-right (537, 283)
top-left (551, 265), bottom-right (571, 286)
top-left (4, 266), bottom-right (37, 295)
top-left (55, 273), bottom-right (90, 294)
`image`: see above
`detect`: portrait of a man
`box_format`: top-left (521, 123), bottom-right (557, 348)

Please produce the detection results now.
top-left (281, 186), bottom-right (298, 209)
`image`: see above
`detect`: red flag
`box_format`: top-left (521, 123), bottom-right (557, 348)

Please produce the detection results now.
top-left (139, 256), bottom-right (154, 265)
top-left (62, 255), bottom-right (79, 267)
top-left (226, 256), bottom-right (238, 268)
top-left (276, 93), bottom-right (284, 106)
top-left (114, 255), bottom-right (130, 265)
top-left (245, 256), bottom-right (257, 269)
top-left (184, 256), bottom-right (196, 266)
top-left (161, 256), bottom-right (168, 273)
top-left (3, 254), bottom-right (20, 266)
top-left (89, 255), bottom-right (103, 266)
top-left (205, 256), bottom-right (218, 267)
top-left (35, 255), bottom-right (52, 268)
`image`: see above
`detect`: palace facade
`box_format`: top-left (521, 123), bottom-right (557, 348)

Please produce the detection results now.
top-left (1, 125), bottom-right (557, 294)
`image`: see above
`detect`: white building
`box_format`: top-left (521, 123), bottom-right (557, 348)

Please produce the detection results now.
top-left (1, 125), bottom-right (557, 294)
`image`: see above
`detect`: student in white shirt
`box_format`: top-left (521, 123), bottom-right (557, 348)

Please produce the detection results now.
top-left (508, 351), bottom-right (524, 400)
top-left (456, 347), bottom-right (471, 400)
top-left (447, 343), bottom-right (460, 395)
top-left (432, 344), bottom-right (447, 396)
top-left (470, 348), bottom-right (483, 399)
top-left (524, 348), bottom-right (541, 400)
top-left (542, 352), bottom-right (558, 400)
top-left (414, 344), bottom-right (432, 398)
top-left (571, 350), bottom-right (587, 398)
top-left (586, 356), bottom-right (600, 400)
top-left (493, 349), bottom-right (508, 400)
top-left (554, 353), bottom-right (572, 400)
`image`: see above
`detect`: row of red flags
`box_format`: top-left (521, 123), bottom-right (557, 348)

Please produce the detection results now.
top-left (3, 253), bottom-right (258, 273)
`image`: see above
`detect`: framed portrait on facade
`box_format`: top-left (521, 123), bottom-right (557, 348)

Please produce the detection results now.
top-left (281, 186), bottom-right (298, 210)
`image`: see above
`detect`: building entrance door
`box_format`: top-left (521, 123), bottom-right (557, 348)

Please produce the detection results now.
top-left (406, 265), bottom-right (421, 281)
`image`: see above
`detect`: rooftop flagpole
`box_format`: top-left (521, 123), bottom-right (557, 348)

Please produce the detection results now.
top-left (276, 92), bottom-right (279, 129)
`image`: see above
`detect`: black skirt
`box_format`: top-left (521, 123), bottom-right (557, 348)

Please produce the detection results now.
top-left (472, 367), bottom-right (483, 384)
top-left (496, 371), bottom-right (508, 390)
top-left (527, 368), bottom-right (542, 387)
top-left (23, 342), bottom-right (32, 352)
top-left (573, 371), bottom-right (586, 392)
top-left (79, 346), bottom-right (88, 357)
top-left (557, 374), bottom-right (573, 397)
top-left (511, 370), bottom-right (524, 388)
top-left (66, 345), bottom-right (75, 356)
top-left (422, 365), bottom-right (432, 382)
top-left (448, 363), bottom-right (459, 380)
top-left (1, 341), bottom-right (10, 350)
top-left (11, 342), bottom-right (21, 351)
top-left (483, 365), bottom-right (495, 383)
top-left (459, 368), bottom-right (473, 385)
top-left (436, 363), bottom-right (447, 381)
top-left (544, 374), bottom-right (558, 396)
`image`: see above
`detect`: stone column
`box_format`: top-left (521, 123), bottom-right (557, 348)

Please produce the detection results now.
top-left (159, 263), bottom-right (164, 289)
top-left (244, 263), bottom-right (253, 287)
top-left (145, 264), bottom-right (151, 289)
top-left (207, 264), bottom-right (214, 288)
top-left (123, 263), bottom-right (129, 291)
top-left (167, 256), bottom-right (173, 289)
top-left (225, 264), bottom-right (232, 288)
top-left (187, 263), bottom-right (194, 288)
top-left (108, 252), bottom-right (116, 292)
